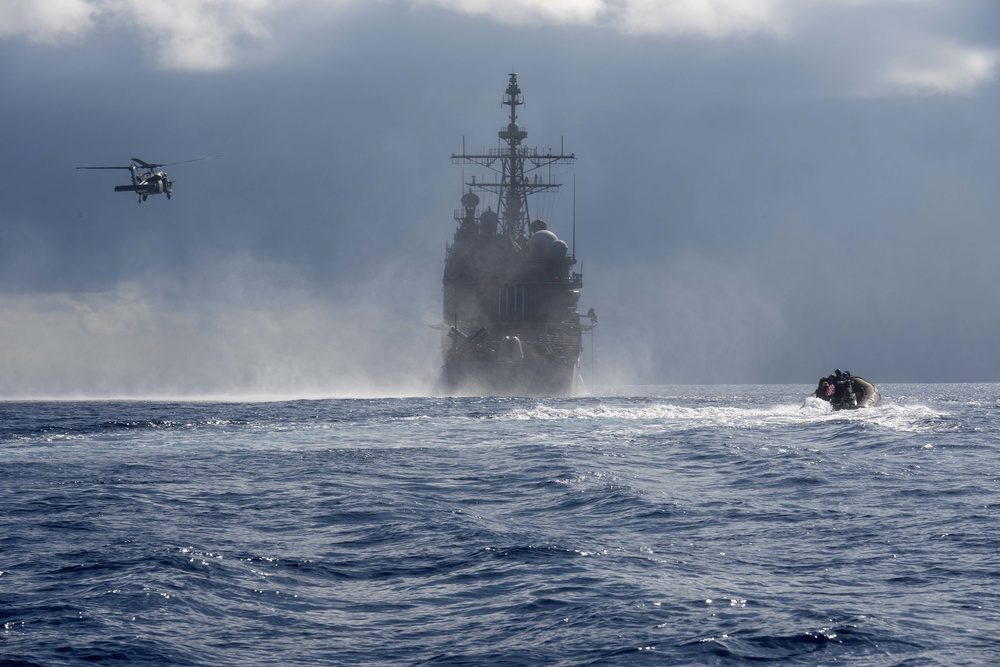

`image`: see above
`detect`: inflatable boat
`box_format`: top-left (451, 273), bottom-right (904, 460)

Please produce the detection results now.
top-left (813, 372), bottom-right (881, 410)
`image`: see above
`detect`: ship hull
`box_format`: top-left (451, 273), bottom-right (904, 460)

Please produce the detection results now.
top-left (438, 320), bottom-right (583, 397)
top-left (443, 358), bottom-right (578, 397)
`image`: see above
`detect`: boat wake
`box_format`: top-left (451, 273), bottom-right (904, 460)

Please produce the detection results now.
top-left (493, 399), bottom-right (945, 434)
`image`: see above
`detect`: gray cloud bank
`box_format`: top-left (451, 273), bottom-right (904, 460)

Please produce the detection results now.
top-left (1, 0), bottom-right (999, 396)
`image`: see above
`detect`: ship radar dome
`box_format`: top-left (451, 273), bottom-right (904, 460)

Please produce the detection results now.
top-left (529, 219), bottom-right (547, 234)
top-left (461, 191), bottom-right (480, 209)
top-left (549, 240), bottom-right (569, 258)
top-left (529, 229), bottom-right (558, 254)
top-left (479, 208), bottom-right (499, 235)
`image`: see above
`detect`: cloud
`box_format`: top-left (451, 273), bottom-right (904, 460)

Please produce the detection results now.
top-left (415, 1), bottom-right (999, 98)
top-left (783, 1), bottom-right (1000, 97)
top-left (877, 39), bottom-right (999, 95)
top-left (414, 0), bottom-right (604, 25)
top-left (2, 0), bottom-right (996, 95)
top-left (0, 0), bottom-right (98, 42)
top-left (612, 0), bottom-right (787, 37)
top-left (102, 0), bottom-right (277, 71)
top-left (0, 0), bottom-right (351, 71)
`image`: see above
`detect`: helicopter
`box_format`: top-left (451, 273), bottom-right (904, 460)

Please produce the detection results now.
top-left (77, 156), bottom-right (220, 202)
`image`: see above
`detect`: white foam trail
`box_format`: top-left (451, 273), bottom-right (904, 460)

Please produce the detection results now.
top-left (494, 399), bottom-right (946, 433)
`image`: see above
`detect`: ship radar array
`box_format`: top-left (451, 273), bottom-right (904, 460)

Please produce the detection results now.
top-left (451, 72), bottom-right (575, 244)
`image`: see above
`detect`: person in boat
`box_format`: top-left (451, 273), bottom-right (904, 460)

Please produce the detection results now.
top-left (814, 369), bottom-right (846, 399)
top-left (814, 377), bottom-right (834, 400)
top-left (833, 369), bottom-right (852, 400)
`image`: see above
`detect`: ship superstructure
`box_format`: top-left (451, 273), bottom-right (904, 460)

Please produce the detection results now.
top-left (439, 73), bottom-right (595, 396)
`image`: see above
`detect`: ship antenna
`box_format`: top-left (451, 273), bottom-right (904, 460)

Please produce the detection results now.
top-left (572, 174), bottom-right (576, 260)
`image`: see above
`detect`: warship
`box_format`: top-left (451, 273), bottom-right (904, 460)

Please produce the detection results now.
top-left (438, 73), bottom-right (596, 396)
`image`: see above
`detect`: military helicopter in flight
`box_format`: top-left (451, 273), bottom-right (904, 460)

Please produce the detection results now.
top-left (76, 156), bottom-right (220, 202)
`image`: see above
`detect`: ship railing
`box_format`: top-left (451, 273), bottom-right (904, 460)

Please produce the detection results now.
top-left (497, 126), bottom-right (527, 136)
top-left (446, 327), bottom-right (582, 360)
top-left (484, 145), bottom-right (576, 161)
top-left (488, 146), bottom-right (537, 158)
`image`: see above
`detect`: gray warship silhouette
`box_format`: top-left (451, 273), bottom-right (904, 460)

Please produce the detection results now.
top-left (437, 73), bottom-right (596, 396)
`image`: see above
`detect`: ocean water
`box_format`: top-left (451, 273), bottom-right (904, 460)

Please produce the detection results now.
top-left (2, 384), bottom-right (998, 666)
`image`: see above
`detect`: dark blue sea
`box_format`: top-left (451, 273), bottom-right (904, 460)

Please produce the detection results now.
top-left (2, 384), bottom-right (998, 666)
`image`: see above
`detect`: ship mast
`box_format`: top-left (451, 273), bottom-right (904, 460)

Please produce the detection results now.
top-left (451, 73), bottom-right (575, 245)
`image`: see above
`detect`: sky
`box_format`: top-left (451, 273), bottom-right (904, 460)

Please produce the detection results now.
top-left (1, 0), bottom-right (999, 397)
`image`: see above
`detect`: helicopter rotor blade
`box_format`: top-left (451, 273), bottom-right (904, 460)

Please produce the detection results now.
top-left (130, 157), bottom-right (157, 170)
top-left (156, 155), bottom-right (222, 168)
top-left (76, 166), bottom-right (132, 170)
